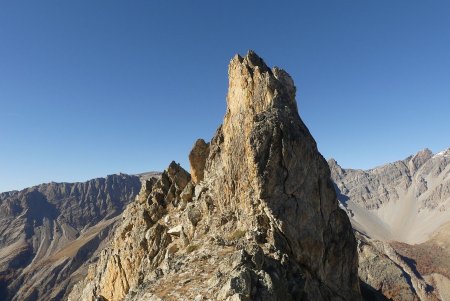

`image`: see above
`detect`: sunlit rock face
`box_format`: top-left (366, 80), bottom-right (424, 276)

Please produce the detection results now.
top-left (204, 51), bottom-right (360, 299)
top-left (69, 51), bottom-right (360, 301)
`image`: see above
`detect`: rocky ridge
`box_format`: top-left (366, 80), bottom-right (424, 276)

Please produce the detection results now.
top-left (357, 232), bottom-right (440, 301)
top-left (0, 173), bottom-right (147, 301)
top-left (69, 51), bottom-right (361, 301)
top-left (330, 148), bottom-right (450, 244)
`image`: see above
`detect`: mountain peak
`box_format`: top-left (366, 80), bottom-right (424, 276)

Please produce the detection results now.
top-left (69, 52), bottom-right (360, 301)
top-left (226, 51), bottom-right (297, 128)
top-left (207, 51), bottom-right (360, 298)
top-left (232, 50), bottom-right (270, 71)
top-left (409, 148), bottom-right (433, 172)
top-left (414, 148), bottom-right (433, 159)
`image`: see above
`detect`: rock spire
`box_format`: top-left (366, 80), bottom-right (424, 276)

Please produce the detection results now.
top-left (69, 51), bottom-right (361, 301)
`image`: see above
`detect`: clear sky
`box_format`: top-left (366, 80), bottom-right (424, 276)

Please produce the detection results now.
top-left (1, 1), bottom-right (449, 192)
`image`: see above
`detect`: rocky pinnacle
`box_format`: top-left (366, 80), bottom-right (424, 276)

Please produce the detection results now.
top-left (203, 50), bottom-right (361, 300)
top-left (69, 51), bottom-right (361, 301)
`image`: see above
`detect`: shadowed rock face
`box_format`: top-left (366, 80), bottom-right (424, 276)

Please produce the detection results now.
top-left (0, 174), bottom-right (143, 301)
top-left (69, 51), bottom-right (360, 301)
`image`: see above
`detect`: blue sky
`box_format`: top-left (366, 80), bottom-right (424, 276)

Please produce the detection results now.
top-left (1, 1), bottom-right (449, 192)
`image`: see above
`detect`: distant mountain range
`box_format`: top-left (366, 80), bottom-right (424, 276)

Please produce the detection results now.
top-left (0, 53), bottom-right (447, 300)
top-left (329, 148), bottom-right (450, 300)
top-left (1, 149), bottom-right (448, 301)
top-left (0, 172), bottom-right (159, 301)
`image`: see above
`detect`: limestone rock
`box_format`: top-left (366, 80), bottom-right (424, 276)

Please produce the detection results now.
top-left (187, 206), bottom-right (202, 226)
top-left (180, 181), bottom-right (194, 202)
top-left (203, 50), bottom-right (360, 299)
top-left (69, 51), bottom-right (360, 301)
top-left (189, 139), bottom-right (210, 184)
top-left (67, 164), bottom-right (187, 301)
top-left (167, 225), bottom-right (184, 236)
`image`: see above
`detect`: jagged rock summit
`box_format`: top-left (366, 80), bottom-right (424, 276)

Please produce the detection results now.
top-left (69, 51), bottom-right (360, 300)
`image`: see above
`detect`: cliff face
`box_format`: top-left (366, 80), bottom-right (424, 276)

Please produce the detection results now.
top-left (0, 174), bottom-right (143, 301)
top-left (69, 51), bottom-right (360, 301)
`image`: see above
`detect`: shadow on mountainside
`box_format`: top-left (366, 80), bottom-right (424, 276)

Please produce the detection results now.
top-left (333, 183), bottom-right (350, 206)
top-left (360, 281), bottom-right (390, 301)
top-left (23, 190), bottom-right (59, 224)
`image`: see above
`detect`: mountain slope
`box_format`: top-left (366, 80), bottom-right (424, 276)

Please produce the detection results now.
top-left (391, 221), bottom-right (450, 301)
top-left (330, 148), bottom-right (450, 244)
top-left (0, 174), bottom-right (145, 301)
top-left (329, 149), bottom-right (450, 300)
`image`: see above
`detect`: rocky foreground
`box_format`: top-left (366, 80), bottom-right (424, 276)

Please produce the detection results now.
top-left (68, 51), bottom-right (361, 300)
top-left (0, 173), bottom-right (151, 301)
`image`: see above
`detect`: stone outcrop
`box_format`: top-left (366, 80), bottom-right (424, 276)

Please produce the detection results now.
top-left (69, 51), bottom-right (360, 300)
top-left (0, 173), bottom-right (149, 301)
top-left (189, 139), bottom-right (210, 184)
top-left (202, 51), bottom-right (360, 299)
top-left (68, 163), bottom-right (190, 301)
